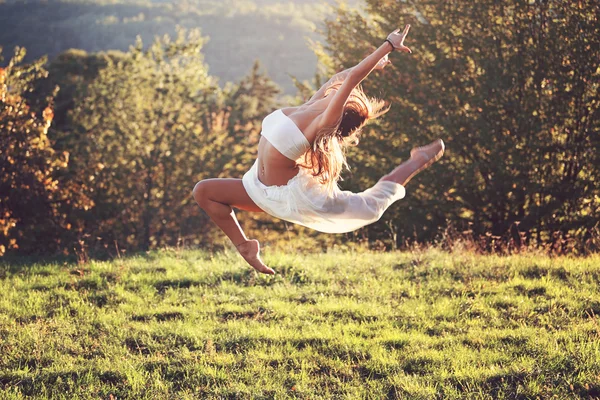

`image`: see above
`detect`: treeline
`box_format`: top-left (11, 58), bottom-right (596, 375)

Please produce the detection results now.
top-left (1, 28), bottom-right (324, 257)
top-left (312, 0), bottom-right (600, 253)
top-left (1, 0), bottom-right (599, 257)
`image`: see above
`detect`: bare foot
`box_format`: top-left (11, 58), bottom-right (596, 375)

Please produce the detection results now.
top-left (379, 139), bottom-right (445, 186)
top-left (410, 139), bottom-right (445, 172)
top-left (236, 239), bottom-right (275, 275)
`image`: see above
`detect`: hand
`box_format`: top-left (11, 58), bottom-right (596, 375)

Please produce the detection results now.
top-left (374, 54), bottom-right (391, 70)
top-left (387, 24), bottom-right (412, 53)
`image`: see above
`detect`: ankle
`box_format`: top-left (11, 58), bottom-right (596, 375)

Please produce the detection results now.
top-left (235, 239), bottom-right (250, 248)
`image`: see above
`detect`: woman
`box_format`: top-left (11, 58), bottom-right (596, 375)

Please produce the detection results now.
top-left (193, 25), bottom-right (444, 274)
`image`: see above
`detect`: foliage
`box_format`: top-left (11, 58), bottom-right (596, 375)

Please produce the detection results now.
top-left (2, 0), bottom-right (598, 256)
top-left (46, 29), bottom-right (313, 254)
top-left (0, 248), bottom-right (599, 398)
top-left (35, 48), bottom-right (121, 129)
top-left (221, 60), bottom-right (282, 176)
top-left (0, 47), bottom-right (91, 256)
top-left (60, 28), bottom-right (231, 251)
top-left (2, 31), bottom-right (330, 256)
top-left (321, 0), bottom-right (600, 252)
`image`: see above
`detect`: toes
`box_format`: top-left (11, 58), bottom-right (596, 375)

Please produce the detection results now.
top-left (254, 262), bottom-right (275, 275)
top-left (411, 140), bottom-right (444, 161)
top-left (255, 258), bottom-right (275, 275)
top-left (236, 239), bottom-right (275, 275)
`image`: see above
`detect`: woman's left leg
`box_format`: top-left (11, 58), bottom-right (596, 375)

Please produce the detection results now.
top-left (379, 139), bottom-right (445, 186)
top-left (192, 178), bottom-right (275, 274)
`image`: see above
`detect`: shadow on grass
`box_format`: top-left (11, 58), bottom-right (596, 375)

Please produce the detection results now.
top-left (124, 332), bottom-right (201, 355)
top-left (143, 361), bottom-right (228, 391)
top-left (131, 311), bottom-right (185, 322)
top-left (322, 309), bottom-right (379, 323)
top-left (154, 278), bottom-right (201, 293)
top-left (0, 369), bottom-right (129, 397)
top-left (446, 371), bottom-right (528, 399)
top-left (218, 307), bottom-right (280, 322)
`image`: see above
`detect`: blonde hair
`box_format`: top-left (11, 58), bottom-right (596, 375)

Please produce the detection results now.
top-left (298, 82), bottom-right (390, 194)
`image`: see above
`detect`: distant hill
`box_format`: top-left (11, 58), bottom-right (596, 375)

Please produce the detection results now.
top-left (0, 0), bottom-right (360, 92)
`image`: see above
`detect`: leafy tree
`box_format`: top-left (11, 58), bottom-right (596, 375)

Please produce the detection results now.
top-left (322, 0), bottom-right (600, 252)
top-left (63, 28), bottom-right (227, 251)
top-left (0, 47), bottom-right (91, 256)
top-left (221, 60), bottom-right (282, 175)
top-left (36, 49), bottom-right (122, 129)
top-left (3, 30), bottom-right (324, 255)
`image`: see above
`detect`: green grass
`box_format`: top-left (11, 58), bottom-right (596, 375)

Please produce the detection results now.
top-left (1, 247), bottom-right (599, 399)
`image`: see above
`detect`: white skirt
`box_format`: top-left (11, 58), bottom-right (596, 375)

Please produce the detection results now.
top-left (241, 159), bottom-right (406, 234)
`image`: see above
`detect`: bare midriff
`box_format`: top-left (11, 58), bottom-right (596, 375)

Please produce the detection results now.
top-left (256, 136), bottom-right (302, 187)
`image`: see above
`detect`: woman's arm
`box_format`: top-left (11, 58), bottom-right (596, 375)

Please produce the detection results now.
top-left (308, 52), bottom-right (393, 103)
top-left (307, 67), bottom-right (355, 103)
top-left (319, 25), bottom-right (412, 127)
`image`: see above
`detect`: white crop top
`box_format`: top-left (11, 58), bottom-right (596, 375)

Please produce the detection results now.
top-left (260, 109), bottom-right (311, 161)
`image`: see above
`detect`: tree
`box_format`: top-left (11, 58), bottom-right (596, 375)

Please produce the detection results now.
top-left (0, 46), bottom-right (91, 256)
top-left (63, 28), bottom-right (228, 251)
top-left (321, 0), bottom-right (600, 251)
top-left (221, 60), bottom-right (282, 176)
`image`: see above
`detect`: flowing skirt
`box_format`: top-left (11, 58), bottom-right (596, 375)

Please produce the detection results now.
top-left (241, 159), bottom-right (406, 234)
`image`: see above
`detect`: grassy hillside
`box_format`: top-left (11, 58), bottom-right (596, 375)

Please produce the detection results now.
top-left (1, 248), bottom-right (599, 398)
top-left (0, 0), bottom-right (360, 92)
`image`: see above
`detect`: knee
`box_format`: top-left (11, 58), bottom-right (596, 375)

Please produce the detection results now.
top-left (192, 180), bottom-right (209, 207)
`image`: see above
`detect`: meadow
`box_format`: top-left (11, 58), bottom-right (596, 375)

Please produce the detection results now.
top-left (1, 247), bottom-right (599, 399)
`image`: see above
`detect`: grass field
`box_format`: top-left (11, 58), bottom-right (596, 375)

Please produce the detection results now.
top-left (1, 247), bottom-right (599, 399)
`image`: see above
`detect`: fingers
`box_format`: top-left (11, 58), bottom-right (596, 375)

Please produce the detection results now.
top-left (391, 24), bottom-right (411, 37)
top-left (402, 24), bottom-right (411, 36)
top-left (378, 60), bottom-right (392, 70)
top-left (389, 24), bottom-right (412, 53)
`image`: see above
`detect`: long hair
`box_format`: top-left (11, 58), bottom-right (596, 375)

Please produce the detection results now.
top-left (298, 81), bottom-right (390, 194)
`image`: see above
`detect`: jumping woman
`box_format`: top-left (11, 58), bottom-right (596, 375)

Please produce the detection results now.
top-left (193, 25), bottom-right (444, 274)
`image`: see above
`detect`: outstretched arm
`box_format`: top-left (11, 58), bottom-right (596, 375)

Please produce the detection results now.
top-left (319, 25), bottom-right (412, 127)
top-left (308, 52), bottom-right (394, 103)
top-left (307, 67), bottom-right (355, 103)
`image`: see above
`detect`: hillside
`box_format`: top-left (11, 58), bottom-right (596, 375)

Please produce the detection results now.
top-left (0, 0), bottom-right (360, 92)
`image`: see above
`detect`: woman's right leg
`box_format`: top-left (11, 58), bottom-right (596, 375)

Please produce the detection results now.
top-left (379, 139), bottom-right (445, 186)
top-left (192, 178), bottom-right (275, 275)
